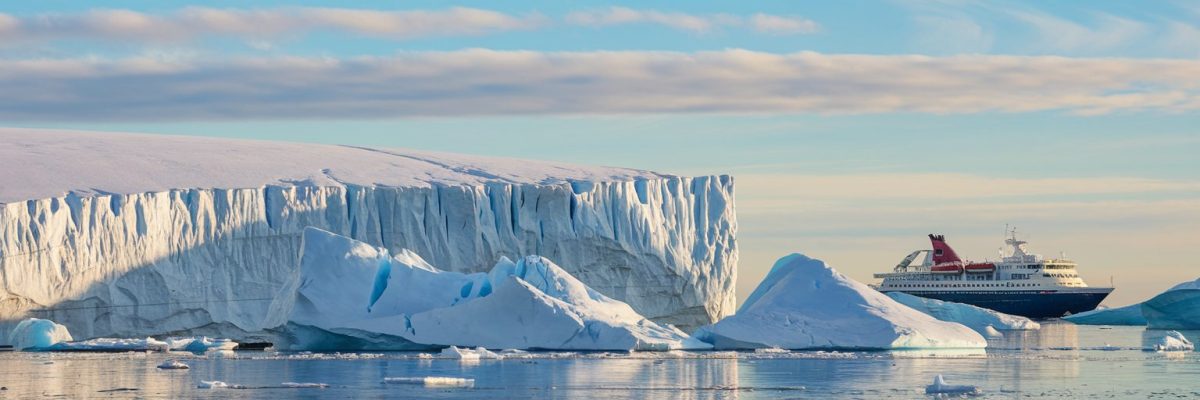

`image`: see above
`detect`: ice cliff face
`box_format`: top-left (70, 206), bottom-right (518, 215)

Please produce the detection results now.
top-left (0, 128), bottom-right (737, 343)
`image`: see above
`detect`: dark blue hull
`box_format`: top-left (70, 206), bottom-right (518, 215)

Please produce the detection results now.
top-left (881, 289), bottom-right (1112, 319)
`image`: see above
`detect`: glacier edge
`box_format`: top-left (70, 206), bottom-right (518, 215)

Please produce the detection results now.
top-left (0, 177), bottom-right (736, 343)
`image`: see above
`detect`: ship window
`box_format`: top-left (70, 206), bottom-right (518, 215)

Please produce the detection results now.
top-left (935, 249), bottom-right (943, 256)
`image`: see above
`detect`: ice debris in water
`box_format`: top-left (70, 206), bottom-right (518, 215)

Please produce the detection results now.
top-left (198, 381), bottom-right (244, 389)
top-left (925, 375), bottom-right (980, 396)
top-left (984, 326), bottom-right (1004, 338)
top-left (281, 382), bottom-right (328, 388)
top-left (1149, 331), bottom-right (1194, 352)
top-left (440, 346), bottom-right (502, 360)
top-left (384, 377), bottom-right (476, 388)
top-left (156, 359), bottom-right (189, 370)
top-left (37, 336), bottom-right (238, 353)
top-left (7, 318), bottom-right (73, 350)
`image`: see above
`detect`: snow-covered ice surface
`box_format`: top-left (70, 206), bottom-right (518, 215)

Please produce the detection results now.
top-left (887, 292), bottom-right (1040, 334)
top-left (1064, 303), bottom-right (1148, 326)
top-left (1142, 278), bottom-right (1200, 330)
top-left (7, 318), bottom-right (73, 350)
top-left (0, 128), bottom-right (736, 343)
top-left (695, 253), bottom-right (987, 350)
top-left (284, 228), bottom-right (707, 351)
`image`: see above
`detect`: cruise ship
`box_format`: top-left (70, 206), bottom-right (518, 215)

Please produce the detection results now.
top-left (873, 231), bottom-right (1113, 318)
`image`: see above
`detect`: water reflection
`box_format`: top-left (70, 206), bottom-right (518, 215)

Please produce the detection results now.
top-left (2, 325), bottom-right (1198, 399)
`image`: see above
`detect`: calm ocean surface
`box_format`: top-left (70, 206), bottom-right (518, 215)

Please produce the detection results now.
top-left (1, 322), bottom-right (1197, 399)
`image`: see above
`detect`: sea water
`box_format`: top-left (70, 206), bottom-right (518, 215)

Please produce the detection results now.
top-left (0, 322), bottom-right (1196, 399)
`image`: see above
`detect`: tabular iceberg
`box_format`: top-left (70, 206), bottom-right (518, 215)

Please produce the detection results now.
top-left (283, 228), bottom-right (708, 351)
top-left (0, 128), bottom-right (736, 343)
top-left (1063, 303), bottom-right (1148, 326)
top-left (887, 292), bottom-right (1040, 335)
top-left (694, 254), bottom-right (986, 350)
top-left (1142, 278), bottom-right (1200, 330)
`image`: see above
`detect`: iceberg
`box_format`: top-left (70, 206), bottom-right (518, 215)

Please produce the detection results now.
top-left (157, 359), bottom-right (190, 370)
top-left (925, 375), bottom-right (980, 395)
top-left (7, 318), bottom-right (73, 350)
top-left (694, 254), bottom-right (987, 350)
top-left (1063, 303), bottom-right (1148, 326)
top-left (0, 128), bottom-right (736, 342)
top-left (1142, 278), bottom-right (1200, 330)
top-left (1145, 330), bottom-right (1194, 352)
top-left (283, 228), bottom-right (709, 351)
top-left (886, 292), bottom-right (1040, 335)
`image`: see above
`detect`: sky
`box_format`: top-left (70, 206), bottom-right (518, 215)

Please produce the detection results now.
top-left (2, 1), bottom-right (1198, 307)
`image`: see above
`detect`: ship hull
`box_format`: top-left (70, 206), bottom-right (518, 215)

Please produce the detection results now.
top-left (879, 289), bottom-right (1113, 319)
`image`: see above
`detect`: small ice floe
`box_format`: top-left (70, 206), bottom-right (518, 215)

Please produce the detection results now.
top-left (984, 326), bottom-right (1004, 338)
top-left (198, 381), bottom-right (245, 389)
top-left (384, 377), bottom-right (475, 388)
top-left (439, 346), bottom-right (501, 360)
top-left (925, 375), bottom-right (980, 396)
top-left (281, 382), bottom-right (328, 388)
top-left (754, 347), bottom-right (789, 354)
top-left (156, 359), bottom-right (189, 370)
top-left (1148, 331), bottom-right (1195, 352)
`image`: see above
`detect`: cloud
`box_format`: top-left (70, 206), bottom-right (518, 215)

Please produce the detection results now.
top-left (749, 13), bottom-right (820, 35)
top-left (0, 7), bottom-right (544, 43)
top-left (1, 50), bottom-right (1199, 121)
top-left (565, 7), bottom-right (818, 34)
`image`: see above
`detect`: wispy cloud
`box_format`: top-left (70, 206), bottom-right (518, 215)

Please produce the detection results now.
top-left (565, 7), bottom-right (818, 34)
top-left (2, 50), bottom-right (1199, 121)
top-left (0, 7), bottom-right (545, 43)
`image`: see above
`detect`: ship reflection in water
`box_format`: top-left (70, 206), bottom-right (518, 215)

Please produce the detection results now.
top-left (1, 323), bottom-right (1197, 399)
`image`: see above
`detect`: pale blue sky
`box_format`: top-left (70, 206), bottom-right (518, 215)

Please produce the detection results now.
top-left (3, 1), bottom-right (1198, 306)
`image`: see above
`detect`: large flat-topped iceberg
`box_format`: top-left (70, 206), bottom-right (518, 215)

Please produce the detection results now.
top-left (0, 128), bottom-right (736, 343)
top-left (695, 254), bottom-right (986, 350)
top-left (284, 228), bottom-right (705, 351)
top-left (0, 128), bottom-right (661, 203)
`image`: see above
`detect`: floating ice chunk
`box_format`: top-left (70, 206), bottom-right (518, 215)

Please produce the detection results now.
top-left (984, 326), bottom-right (1003, 338)
top-left (166, 337), bottom-right (239, 354)
top-left (384, 377), bottom-right (476, 388)
top-left (156, 359), bottom-right (190, 370)
top-left (45, 337), bottom-right (170, 352)
top-left (925, 375), bottom-right (980, 395)
top-left (7, 318), bottom-right (73, 350)
top-left (440, 346), bottom-right (501, 360)
top-left (198, 381), bottom-right (244, 389)
top-left (1064, 303), bottom-right (1147, 326)
top-left (1142, 278), bottom-right (1200, 330)
top-left (886, 292), bottom-right (1040, 334)
top-left (1147, 331), bottom-right (1194, 352)
top-left (286, 228), bottom-right (709, 351)
top-left (281, 382), bottom-right (328, 388)
top-left (753, 347), bottom-right (789, 354)
top-left (695, 254), bottom-right (987, 350)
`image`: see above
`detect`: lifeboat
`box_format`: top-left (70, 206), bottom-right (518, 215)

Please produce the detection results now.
top-left (965, 262), bottom-right (996, 273)
top-left (931, 262), bottom-right (964, 274)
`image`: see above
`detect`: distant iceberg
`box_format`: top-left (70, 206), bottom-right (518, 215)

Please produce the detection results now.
top-left (1142, 278), bottom-right (1200, 330)
top-left (282, 227), bottom-right (708, 351)
top-left (887, 292), bottom-right (1040, 335)
top-left (1063, 303), bottom-right (1148, 326)
top-left (7, 318), bottom-right (73, 350)
top-left (694, 253), bottom-right (986, 350)
top-left (1144, 330), bottom-right (1194, 352)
